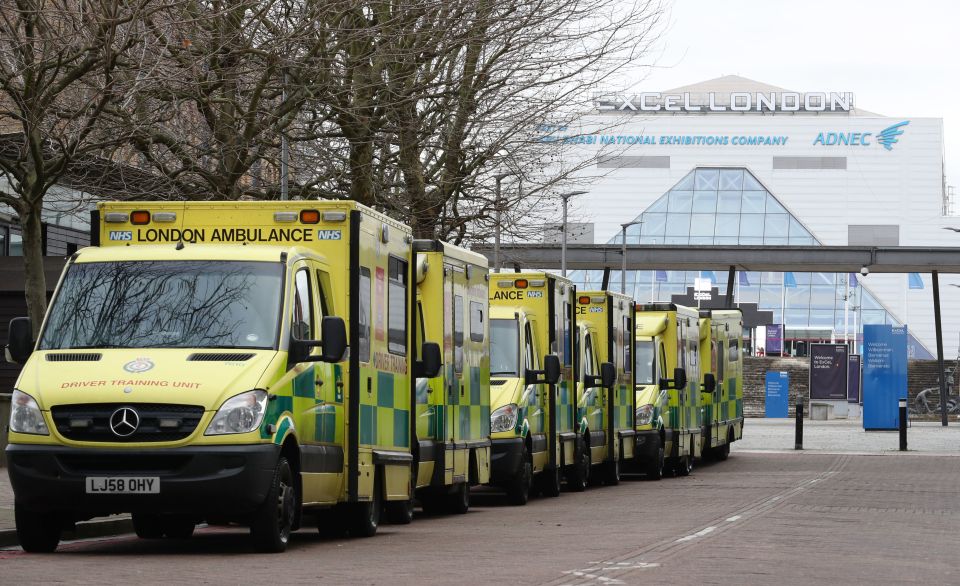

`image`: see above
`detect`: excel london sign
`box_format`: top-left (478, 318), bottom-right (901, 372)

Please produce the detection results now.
top-left (597, 92), bottom-right (855, 113)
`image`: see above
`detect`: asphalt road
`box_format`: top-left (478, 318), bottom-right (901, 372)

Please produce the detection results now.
top-left (2, 449), bottom-right (958, 585)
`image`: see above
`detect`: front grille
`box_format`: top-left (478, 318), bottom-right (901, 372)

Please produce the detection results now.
top-left (187, 352), bottom-right (255, 362)
top-left (46, 353), bottom-right (103, 362)
top-left (57, 454), bottom-right (192, 474)
top-left (51, 403), bottom-right (205, 443)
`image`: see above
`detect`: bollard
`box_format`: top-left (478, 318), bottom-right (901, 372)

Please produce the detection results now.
top-left (795, 401), bottom-right (803, 450)
top-left (899, 398), bottom-right (907, 451)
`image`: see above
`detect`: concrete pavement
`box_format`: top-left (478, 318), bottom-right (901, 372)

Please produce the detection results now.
top-left (1, 417), bottom-right (958, 552)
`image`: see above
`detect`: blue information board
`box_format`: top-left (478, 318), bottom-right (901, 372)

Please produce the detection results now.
top-left (765, 371), bottom-right (790, 418)
top-left (862, 325), bottom-right (908, 430)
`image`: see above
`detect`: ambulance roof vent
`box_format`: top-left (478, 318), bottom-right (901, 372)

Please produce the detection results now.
top-left (187, 353), bottom-right (256, 362)
top-left (46, 353), bottom-right (102, 362)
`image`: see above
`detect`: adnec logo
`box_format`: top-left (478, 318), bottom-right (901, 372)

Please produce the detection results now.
top-left (812, 120), bottom-right (909, 150)
top-left (109, 231), bottom-right (133, 241)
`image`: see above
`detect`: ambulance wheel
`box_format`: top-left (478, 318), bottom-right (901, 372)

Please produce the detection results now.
top-left (348, 480), bottom-right (381, 538)
top-left (251, 456), bottom-right (295, 553)
top-left (644, 435), bottom-right (665, 481)
top-left (15, 505), bottom-right (61, 553)
top-left (675, 454), bottom-right (693, 477)
top-left (715, 441), bottom-right (731, 461)
top-left (446, 482), bottom-right (470, 515)
top-left (603, 457), bottom-right (621, 486)
top-left (385, 499), bottom-right (414, 524)
top-left (160, 515), bottom-right (196, 539)
top-left (505, 443), bottom-right (532, 506)
top-left (539, 465), bottom-right (562, 498)
top-left (132, 513), bottom-right (165, 539)
top-left (565, 440), bottom-right (589, 492)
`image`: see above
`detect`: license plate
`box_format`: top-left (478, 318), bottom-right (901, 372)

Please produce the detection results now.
top-left (85, 476), bottom-right (160, 494)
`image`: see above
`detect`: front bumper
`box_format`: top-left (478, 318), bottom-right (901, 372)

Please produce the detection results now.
top-left (489, 438), bottom-right (524, 485)
top-left (6, 443), bottom-right (280, 518)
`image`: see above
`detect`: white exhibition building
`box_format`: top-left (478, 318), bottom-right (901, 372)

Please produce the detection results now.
top-left (544, 75), bottom-right (956, 359)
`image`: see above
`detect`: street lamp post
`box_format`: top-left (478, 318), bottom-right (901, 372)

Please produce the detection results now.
top-left (620, 220), bottom-right (643, 294)
top-left (560, 190), bottom-right (587, 277)
top-left (493, 172), bottom-right (512, 273)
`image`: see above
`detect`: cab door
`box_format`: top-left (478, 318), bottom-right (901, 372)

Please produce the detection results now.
top-left (292, 262), bottom-right (344, 504)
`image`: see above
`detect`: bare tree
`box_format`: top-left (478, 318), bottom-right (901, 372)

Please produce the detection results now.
top-left (0, 0), bottom-right (150, 333)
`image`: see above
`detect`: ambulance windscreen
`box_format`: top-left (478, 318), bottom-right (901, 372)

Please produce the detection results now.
top-left (490, 318), bottom-right (519, 377)
top-left (635, 341), bottom-right (655, 385)
top-left (39, 260), bottom-right (282, 350)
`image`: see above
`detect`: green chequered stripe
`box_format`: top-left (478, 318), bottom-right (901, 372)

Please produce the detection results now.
top-left (261, 395), bottom-right (293, 439)
top-left (617, 383), bottom-right (631, 428)
top-left (359, 368), bottom-right (410, 449)
top-left (293, 365), bottom-right (316, 398)
top-left (557, 380), bottom-right (574, 432)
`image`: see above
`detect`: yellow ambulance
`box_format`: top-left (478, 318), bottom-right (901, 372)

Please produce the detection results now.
top-left (631, 303), bottom-right (702, 479)
top-left (487, 273), bottom-right (574, 504)
top-left (573, 291), bottom-right (635, 487)
top-left (697, 309), bottom-right (744, 460)
top-left (409, 240), bottom-right (490, 516)
top-left (5, 201), bottom-right (438, 552)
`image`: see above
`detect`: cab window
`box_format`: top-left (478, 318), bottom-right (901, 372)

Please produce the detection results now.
top-left (315, 270), bottom-right (329, 318)
top-left (583, 333), bottom-right (596, 378)
top-left (623, 316), bottom-right (631, 373)
top-left (454, 294), bottom-right (464, 373)
top-left (524, 322), bottom-right (537, 372)
top-left (292, 269), bottom-right (313, 340)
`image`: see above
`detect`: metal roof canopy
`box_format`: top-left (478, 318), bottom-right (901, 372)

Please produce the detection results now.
top-left (472, 244), bottom-right (960, 273)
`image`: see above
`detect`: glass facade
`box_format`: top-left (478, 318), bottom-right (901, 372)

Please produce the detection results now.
top-left (571, 167), bottom-right (933, 357)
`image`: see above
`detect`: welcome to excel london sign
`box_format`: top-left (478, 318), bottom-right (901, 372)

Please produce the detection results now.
top-left (596, 92), bottom-right (855, 113)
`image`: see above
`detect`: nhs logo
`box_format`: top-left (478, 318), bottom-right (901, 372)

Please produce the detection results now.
top-left (812, 120), bottom-right (909, 151)
top-left (317, 229), bottom-right (341, 241)
top-left (109, 231), bottom-right (133, 241)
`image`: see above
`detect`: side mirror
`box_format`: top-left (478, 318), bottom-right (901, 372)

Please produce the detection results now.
top-left (543, 354), bottom-right (561, 385)
top-left (416, 342), bottom-right (442, 379)
top-left (600, 362), bottom-right (616, 388)
top-left (673, 367), bottom-right (687, 390)
top-left (525, 354), bottom-right (561, 385)
top-left (6, 317), bottom-right (33, 364)
top-left (320, 316), bottom-right (347, 362)
top-left (702, 373), bottom-right (716, 393)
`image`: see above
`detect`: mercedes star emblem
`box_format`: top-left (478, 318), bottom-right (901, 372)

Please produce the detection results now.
top-left (109, 407), bottom-right (140, 437)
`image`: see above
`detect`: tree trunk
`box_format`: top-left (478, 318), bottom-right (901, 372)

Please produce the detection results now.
top-left (19, 203), bottom-right (47, 339)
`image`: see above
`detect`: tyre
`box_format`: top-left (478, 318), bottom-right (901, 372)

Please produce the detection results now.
top-left (132, 513), bottom-right (164, 539)
top-left (161, 515), bottom-right (196, 539)
top-left (384, 499), bottom-right (414, 524)
top-left (565, 439), bottom-right (589, 492)
top-left (446, 482), bottom-right (470, 515)
top-left (348, 478), bottom-right (381, 538)
top-left (504, 442), bottom-right (533, 506)
top-left (15, 505), bottom-right (61, 553)
top-left (250, 456), bottom-right (296, 553)
top-left (675, 454), bottom-right (693, 477)
top-left (644, 434), bottom-right (665, 481)
top-left (420, 488), bottom-right (446, 516)
top-left (538, 464), bottom-right (562, 498)
top-left (603, 456), bottom-right (620, 486)
top-left (715, 441), bottom-right (731, 461)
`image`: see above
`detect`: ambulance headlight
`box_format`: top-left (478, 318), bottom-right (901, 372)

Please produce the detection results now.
top-left (206, 390), bottom-right (269, 435)
top-left (635, 404), bottom-right (654, 426)
top-left (490, 403), bottom-right (519, 433)
top-left (10, 390), bottom-right (49, 435)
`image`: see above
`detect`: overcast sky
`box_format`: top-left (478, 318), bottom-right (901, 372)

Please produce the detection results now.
top-left (630, 0), bottom-right (959, 191)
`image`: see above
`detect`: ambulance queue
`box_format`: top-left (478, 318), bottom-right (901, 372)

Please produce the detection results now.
top-left (5, 201), bottom-right (743, 553)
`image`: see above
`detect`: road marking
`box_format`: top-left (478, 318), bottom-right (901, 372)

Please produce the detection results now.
top-left (562, 561), bottom-right (659, 584)
top-left (725, 515), bottom-right (742, 522)
top-left (674, 526), bottom-right (716, 543)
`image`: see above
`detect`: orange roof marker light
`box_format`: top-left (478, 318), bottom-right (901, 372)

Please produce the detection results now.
top-left (130, 210), bottom-right (150, 225)
top-left (299, 209), bottom-right (320, 224)
top-left (514, 279), bottom-right (528, 289)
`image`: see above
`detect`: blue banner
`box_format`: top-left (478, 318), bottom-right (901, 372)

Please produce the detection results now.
top-left (863, 325), bottom-right (908, 430)
top-left (765, 371), bottom-right (790, 418)
top-left (766, 324), bottom-right (783, 355)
